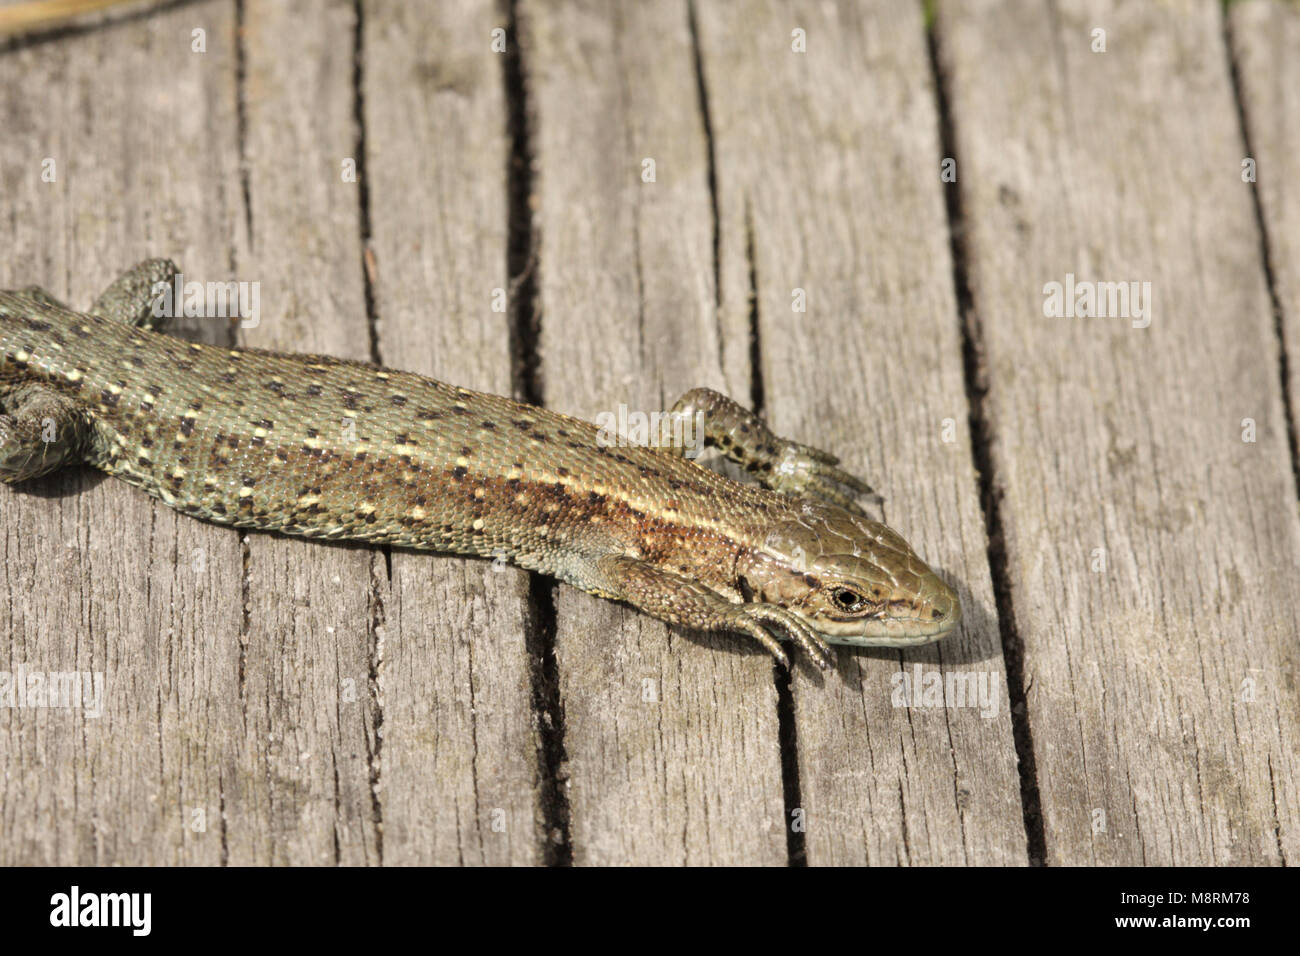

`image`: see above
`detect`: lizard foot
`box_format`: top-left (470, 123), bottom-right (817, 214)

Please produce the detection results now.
top-left (666, 387), bottom-right (881, 514)
top-left (725, 602), bottom-right (835, 671)
top-left (763, 440), bottom-right (882, 516)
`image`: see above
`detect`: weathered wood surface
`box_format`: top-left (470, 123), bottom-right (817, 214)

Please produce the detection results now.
top-left (234, 0), bottom-right (380, 866)
top-left (362, 0), bottom-right (541, 865)
top-left (1, 0), bottom-right (1297, 866)
top-left (0, 0), bottom-right (244, 866)
top-left (695, 0), bottom-right (1025, 864)
top-left (1230, 0), bottom-right (1300, 487)
top-left (526, 0), bottom-right (788, 866)
top-left (934, 0), bottom-right (1300, 863)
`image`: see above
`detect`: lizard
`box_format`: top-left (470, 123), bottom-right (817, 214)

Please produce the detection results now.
top-left (0, 259), bottom-right (961, 669)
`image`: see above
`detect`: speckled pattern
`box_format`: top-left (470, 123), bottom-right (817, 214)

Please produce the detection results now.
top-left (0, 261), bottom-right (961, 667)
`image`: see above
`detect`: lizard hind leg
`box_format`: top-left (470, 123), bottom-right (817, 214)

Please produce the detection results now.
top-left (0, 384), bottom-right (89, 483)
top-left (89, 258), bottom-right (181, 330)
top-left (16, 287), bottom-right (72, 310)
top-left (664, 386), bottom-right (881, 514)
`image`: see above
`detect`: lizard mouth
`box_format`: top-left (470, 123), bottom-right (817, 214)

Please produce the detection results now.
top-left (820, 617), bottom-right (960, 647)
top-left (817, 578), bottom-right (962, 646)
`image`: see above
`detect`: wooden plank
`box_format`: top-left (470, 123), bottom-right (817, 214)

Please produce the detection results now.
top-left (1229, 0), bottom-right (1300, 484)
top-left (525, 0), bottom-right (788, 864)
top-left (361, 0), bottom-right (542, 864)
top-left (230, 0), bottom-right (379, 864)
top-left (0, 1), bottom-right (244, 864)
top-left (935, 0), bottom-right (1300, 863)
top-left (696, 0), bottom-right (1026, 864)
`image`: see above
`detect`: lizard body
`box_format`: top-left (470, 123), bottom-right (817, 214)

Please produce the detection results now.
top-left (1, 260), bottom-right (960, 668)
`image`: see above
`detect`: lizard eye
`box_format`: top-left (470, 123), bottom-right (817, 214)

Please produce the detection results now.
top-left (830, 587), bottom-right (866, 613)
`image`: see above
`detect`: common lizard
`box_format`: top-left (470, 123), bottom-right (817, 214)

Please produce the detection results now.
top-left (0, 260), bottom-right (961, 669)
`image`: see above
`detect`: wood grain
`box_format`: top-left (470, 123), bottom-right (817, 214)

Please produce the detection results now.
top-left (524, 0), bottom-right (788, 865)
top-left (361, 0), bottom-right (542, 865)
top-left (935, 0), bottom-right (1300, 863)
top-left (233, 0), bottom-right (379, 864)
top-left (1230, 0), bottom-right (1300, 488)
top-left (695, 0), bottom-right (1026, 864)
top-left (0, 0), bottom-right (244, 865)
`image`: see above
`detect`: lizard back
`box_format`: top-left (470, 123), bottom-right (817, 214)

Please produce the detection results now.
top-left (1, 298), bottom-right (787, 591)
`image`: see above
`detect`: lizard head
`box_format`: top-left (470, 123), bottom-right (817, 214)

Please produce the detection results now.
top-left (738, 499), bottom-right (961, 647)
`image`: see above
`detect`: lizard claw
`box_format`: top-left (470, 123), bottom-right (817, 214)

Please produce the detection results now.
top-left (728, 612), bottom-right (790, 668)
top-left (731, 603), bottom-right (835, 671)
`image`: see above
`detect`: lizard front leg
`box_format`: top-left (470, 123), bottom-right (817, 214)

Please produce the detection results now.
top-left (589, 554), bottom-right (834, 670)
top-left (661, 386), bottom-right (880, 514)
top-left (0, 384), bottom-right (89, 483)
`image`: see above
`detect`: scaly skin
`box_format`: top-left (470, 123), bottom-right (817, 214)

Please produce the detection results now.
top-left (0, 260), bottom-right (961, 669)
